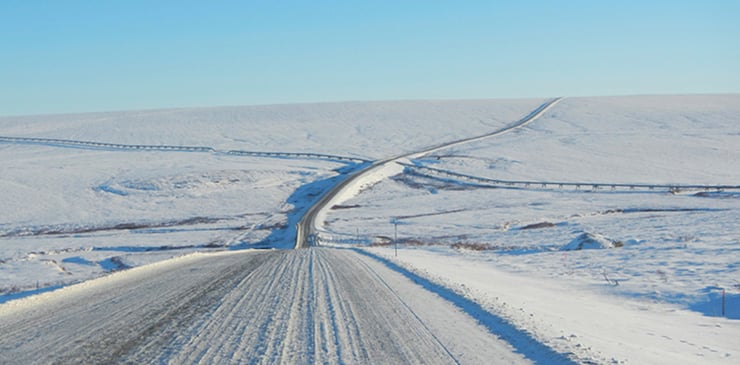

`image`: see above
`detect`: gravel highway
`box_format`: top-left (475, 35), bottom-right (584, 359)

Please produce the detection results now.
top-left (0, 100), bottom-right (565, 364)
top-left (0, 248), bottom-right (528, 364)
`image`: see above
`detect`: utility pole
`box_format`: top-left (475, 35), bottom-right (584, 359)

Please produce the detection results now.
top-left (393, 218), bottom-right (398, 257)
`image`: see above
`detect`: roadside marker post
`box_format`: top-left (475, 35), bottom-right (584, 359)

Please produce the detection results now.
top-left (391, 218), bottom-right (398, 257)
top-left (394, 220), bottom-right (398, 257)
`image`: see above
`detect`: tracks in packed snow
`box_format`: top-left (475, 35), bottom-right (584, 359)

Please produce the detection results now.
top-left (0, 99), bottom-right (571, 364)
top-left (0, 248), bottom-right (529, 364)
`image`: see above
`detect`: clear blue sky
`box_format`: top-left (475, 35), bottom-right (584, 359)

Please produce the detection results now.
top-left (1, 0), bottom-right (738, 115)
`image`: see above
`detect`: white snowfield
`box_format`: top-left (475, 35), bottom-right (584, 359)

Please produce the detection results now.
top-left (0, 95), bottom-right (738, 364)
top-left (300, 98), bottom-right (563, 248)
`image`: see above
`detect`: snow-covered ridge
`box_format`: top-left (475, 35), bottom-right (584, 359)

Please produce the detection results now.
top-left (0, 98), bottom-right (545, 296)
top-left (319, 95), bottom-right (740, 321)
top-left (0, 95), bottom-right (738, 364)
top-left (0, 98), bottom-right (545, 158)
top-left (304, 97), bottom-right (563, 247)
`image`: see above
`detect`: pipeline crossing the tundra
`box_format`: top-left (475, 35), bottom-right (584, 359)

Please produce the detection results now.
top-left (400, 162), bottom-right (740, 193)
top-left (0, 136), bottom-right (369, 164)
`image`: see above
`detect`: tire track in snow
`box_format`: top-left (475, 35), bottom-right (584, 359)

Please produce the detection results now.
top-left (0, 250), bottom-right (279, 364)
top-left (0, 248), bottom-right (530, 364)
top-left (0, 99), bottom-right (562, 364)
top-left (351, 250), bottom-right (462, 364)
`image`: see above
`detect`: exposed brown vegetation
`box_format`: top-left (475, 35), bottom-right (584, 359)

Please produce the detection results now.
top-left (451, 242), bottom-right (492, 251)
top-left (331, 204), bottom-right (361, 210)
top-left (519, 222), bottom-right (556, 230)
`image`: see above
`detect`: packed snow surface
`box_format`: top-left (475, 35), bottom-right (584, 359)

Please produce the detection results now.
top-left (0, 248), bottom-right (537, 364)
top-left (1, 95), bottom-right (738, 364)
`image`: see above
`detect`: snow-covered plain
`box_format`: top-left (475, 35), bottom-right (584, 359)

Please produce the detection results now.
top-left (0, 99), bottom-right (542, 296)
top-left (1, 95), bottom-right (738, 363)
top-left (320, 95), bottom-right (740, 364)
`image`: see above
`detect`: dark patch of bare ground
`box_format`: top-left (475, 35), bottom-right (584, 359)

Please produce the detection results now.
top-left (369, 236), bottom-right (545, 253)
top-left (331, 204), bottom-right (362, 210)
top-left (99, 256), bottom-right (131, 272)
top-left (395, 209), bottom-right (467, 220)
top-left (0, 216), bottom-right (228, 238)
top-left (448, 241), bottom-right (550, 252)
top-left (371, 235), bottom-right (469, 247)
top-left (519, 222), bottom-right (557, 230)
top-left (255, 221), bottom-right (288, 230)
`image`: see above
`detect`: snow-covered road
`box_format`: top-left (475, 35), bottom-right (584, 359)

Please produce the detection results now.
top-left (1, 95), bottom-right (737, 364)
top-left (297, 97), bottom-right (562, 248)
top-left (0, 248), bottom-right (533, 364)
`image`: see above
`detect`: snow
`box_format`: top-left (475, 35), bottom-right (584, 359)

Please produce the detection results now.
top-left (0, 99), bottom-right (543, 158)
top-left (0, 248), bottom-right (535, 364)
top-left (313, 161), bottom-right (406, 236)
top-left (0, 98), bottom-right (543, 296)
top-left (361, 246), bottom-right (739, 364)
top-left (1, 95), bottom-right (739, 363)
top-left (318, 95), bottom-right (740, 363)
top-left (561, 232), bottom-right (620, 251)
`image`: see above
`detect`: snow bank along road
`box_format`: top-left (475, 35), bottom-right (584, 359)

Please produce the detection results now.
top-left (0, 248), bottom-right (534, 364)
